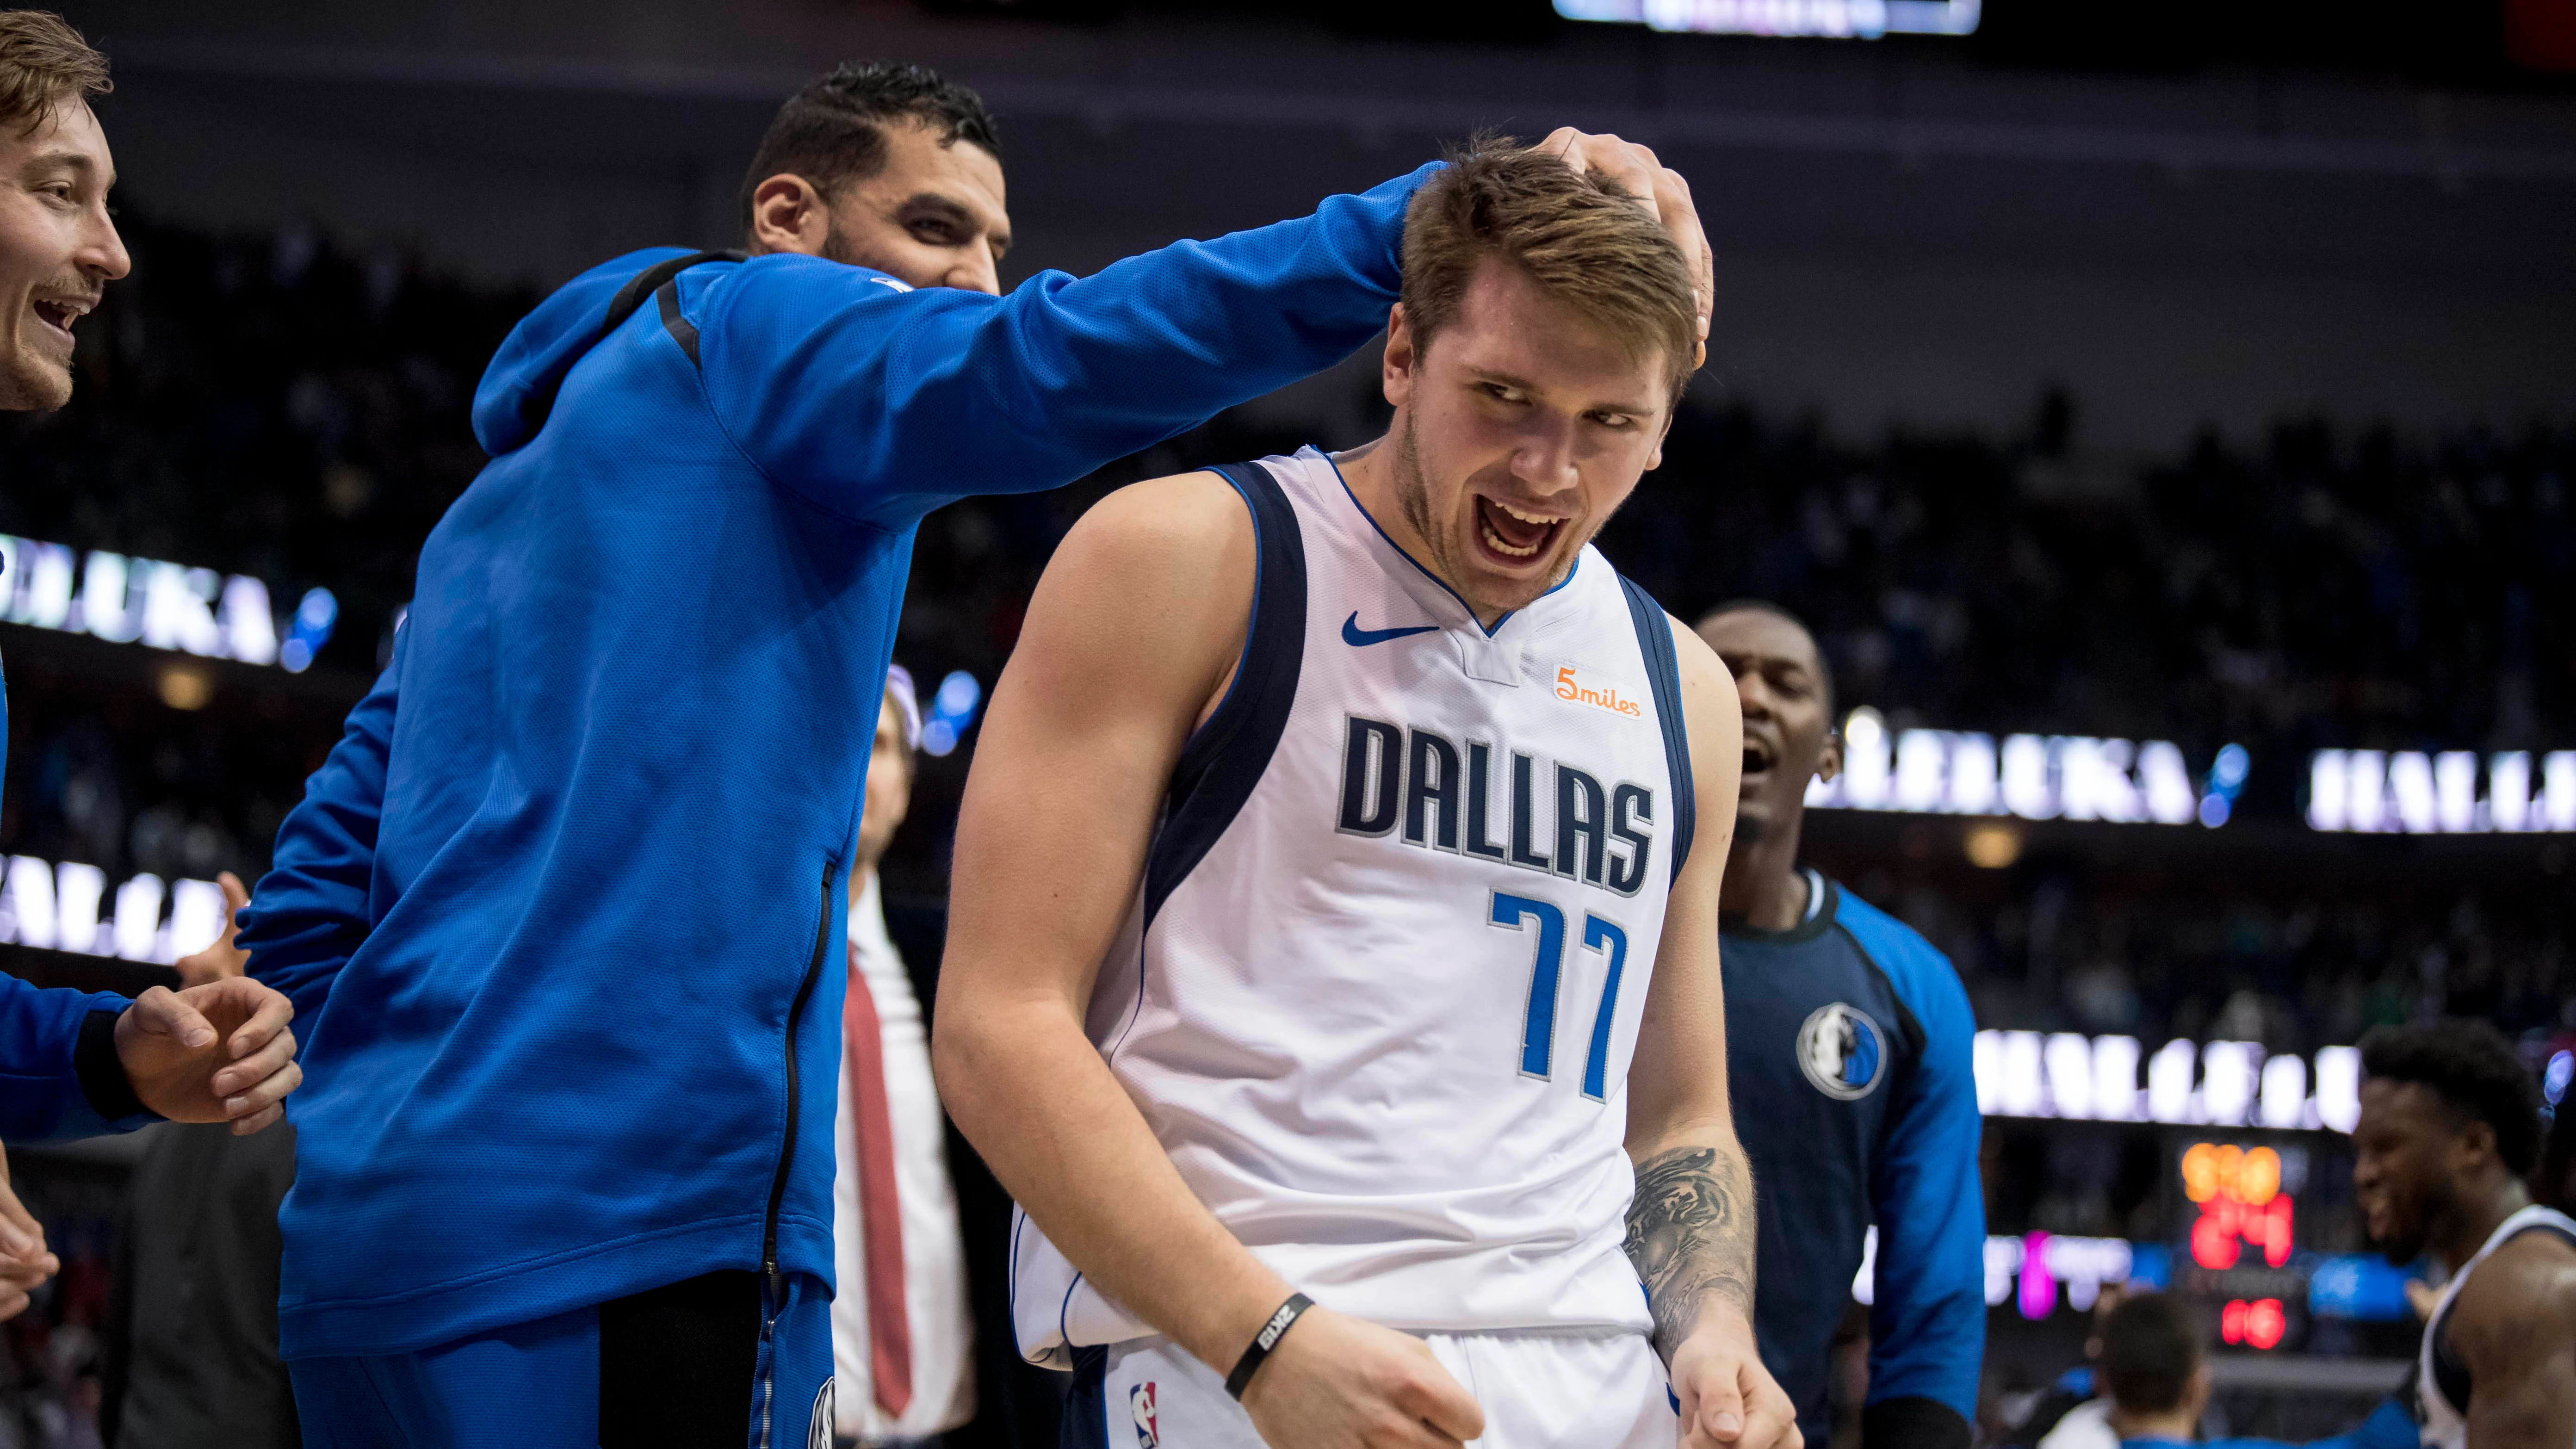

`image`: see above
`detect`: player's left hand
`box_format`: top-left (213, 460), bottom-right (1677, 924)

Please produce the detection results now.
top-left (173, 872), bottom-right (251, 987)
top-left (1670, 1307), bottom-right (1802, 1449)
top-left (114, 977), bottom-right (302, 1135)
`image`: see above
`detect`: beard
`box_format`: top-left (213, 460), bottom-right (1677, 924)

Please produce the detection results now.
top-left (0, 334), bottom-right (72, 411)
top-left (2369, 1176), bottom-right (2449, 1266)
top-left (1391, 411), bottom-right (1443, 572)
top-left (1733, 809), bottom-right (1769, 846)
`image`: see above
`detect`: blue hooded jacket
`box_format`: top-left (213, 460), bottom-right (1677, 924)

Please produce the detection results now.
top-left (1, 605), bottom-right (154, 1141)
top-left (236, 164), bottom-right (1435, 1359)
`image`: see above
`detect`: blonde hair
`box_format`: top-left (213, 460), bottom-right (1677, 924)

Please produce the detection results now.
top-left (0, 11), bottom-right (105, 138)
top-left (1400, 134), bottom-right (1697, 401)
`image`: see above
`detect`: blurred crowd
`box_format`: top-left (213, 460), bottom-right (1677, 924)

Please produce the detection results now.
top-left (0, 212), bottom-right (2570, 1449)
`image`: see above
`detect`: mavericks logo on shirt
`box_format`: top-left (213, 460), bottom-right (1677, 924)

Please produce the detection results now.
top-left (1797, 1002), bottom-right (1887, 1102)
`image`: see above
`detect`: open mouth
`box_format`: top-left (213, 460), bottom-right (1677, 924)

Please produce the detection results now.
top-left (1742, 735), bottom-right (1777, 782)
top-left (1473, 495), bottom-right (1565, 566)
top-left (29, 297), bottom-right (84, 343)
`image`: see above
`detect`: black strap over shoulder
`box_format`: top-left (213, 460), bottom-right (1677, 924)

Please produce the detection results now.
top-left (513, 248), bottom-right (745, 433)
top-left (604, 248), bottom-right (744, 337)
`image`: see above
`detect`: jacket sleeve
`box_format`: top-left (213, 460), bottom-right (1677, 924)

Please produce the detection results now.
top-left (696, 163), bottom-right (1437, 526)
top-left (237, 628), bottom-right (402, 1022)
top-left (1863, 936), bottom-right (1987, 1449)
top-left (0, 975), bottom-right (151, 1140)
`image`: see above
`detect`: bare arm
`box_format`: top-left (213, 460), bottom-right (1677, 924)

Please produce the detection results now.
top-left (2452, 1233), bottom-right (2576, 1448)
top-left (1623, 618), bottom-right (1801, 1449)
top-left (935, 472), bottom-right (1481, 1447)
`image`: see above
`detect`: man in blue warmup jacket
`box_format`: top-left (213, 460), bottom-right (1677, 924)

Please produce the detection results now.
top-left (0, 10), bottom-right (305, 1318)
top-left (235, 61), bottom-right (1711, 1448)
top-left (1695, 601), bottom-right (1986, 1447)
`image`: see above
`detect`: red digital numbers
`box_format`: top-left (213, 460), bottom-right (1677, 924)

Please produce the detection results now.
top-left (2181, 1143), bottom-right (2295, 1269)
top-left (2221, 1297), bottom-right (2287, 1350)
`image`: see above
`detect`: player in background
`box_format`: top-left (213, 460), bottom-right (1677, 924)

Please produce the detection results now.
top-left (1690, 602), bottom-right (1983, 1447)
top-left (2352, 1019), bottom-right (2576, 1448)
top-left (2087, 1292), bottom-right (2412, 1449)
top-left (236, 48), bottom-right (1711, 1447)
top-left (937, 138), bottom-right (1792, 1449)
top-left (0, 8), bottom-right (304, 1321)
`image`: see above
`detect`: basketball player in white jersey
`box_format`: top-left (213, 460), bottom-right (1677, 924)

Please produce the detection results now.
top-left (2350, 1020), bottom-right (2576, 1447)
top-left (936, 137), bottom-right (1797, 1449)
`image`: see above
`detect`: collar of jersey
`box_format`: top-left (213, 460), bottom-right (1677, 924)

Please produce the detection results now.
top-left (1314, 445), bottom-right (1579, 640)
top-left (1720, 869), bottom-right (1840, 945)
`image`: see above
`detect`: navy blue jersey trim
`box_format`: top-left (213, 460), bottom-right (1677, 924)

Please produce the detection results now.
top-left (1619, 576), bottom-right (1695, 885)
top-left (654, 281), bottom-right (701, 366)
top-left (1317, 449), bottom-right (1575, 638)
top-left (1141, 461), bottom-right (1307, 927)
top-left (1065, 1344), bottom-right (1109, 1449)
top-left (518, 247), bottom-right (742, 433)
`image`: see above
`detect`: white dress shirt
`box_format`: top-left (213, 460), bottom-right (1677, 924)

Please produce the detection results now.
top-left (833, 871), bottom-right (975, 1441)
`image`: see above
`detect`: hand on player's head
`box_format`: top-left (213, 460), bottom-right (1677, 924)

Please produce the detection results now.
top-left (1238, 1305), bottom-right (1485, 1449)
top-left (1535, 127), bottom-right (1712, 369)
top-left (115, 977), bottom-right (303, 1135)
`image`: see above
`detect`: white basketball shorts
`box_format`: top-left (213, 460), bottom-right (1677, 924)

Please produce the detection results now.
top-left (1069, 1327), bottom-right (1676, 1449)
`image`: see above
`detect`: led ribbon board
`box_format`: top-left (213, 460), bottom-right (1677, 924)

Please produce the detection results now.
top-left (2308, 749), bottom-right (2576, 834)
top-left (1554, 0), bottom-right (1981, 37)
top-left (1973, 1031), bottom-right (2362, 1132)
top-left (0, 534), bottom-right (337, 672)
top-left (1808, 708), bottom-right (2248, 825)
top-left (0, 855), bottom-right (232, 964)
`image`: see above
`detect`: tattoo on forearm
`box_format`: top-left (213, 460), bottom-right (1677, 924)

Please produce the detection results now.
top-left (1625, 1145), bottom-right (1756, 1353)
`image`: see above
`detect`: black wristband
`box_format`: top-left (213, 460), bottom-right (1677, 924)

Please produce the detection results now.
top-left (74, 1008), bottom-right (151, 1123)
top-left (1223, 1292), bottom-right (1313, 1400)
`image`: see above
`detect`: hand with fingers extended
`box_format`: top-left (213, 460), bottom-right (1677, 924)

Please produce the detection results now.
top-left (173, 871), bottom-right (251, 987)
top-left (115, 977), bottom-right (302, 1135)
top-left (1533, 125), bottom-right (1714, 369)
top-left (1669, 1308), bottom-right (1802, 1449)
top-left (0, 1150), bottom-right (59, 1321)
top-left (1237, 1306), bottom-right (1485, 1449)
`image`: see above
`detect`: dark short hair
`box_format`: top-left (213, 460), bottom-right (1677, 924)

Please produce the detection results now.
top-left (0, 11), bottom-right (107, 139)
top-left (2099, 1292), bottom-right (2199, 1414)
top-left (1697, 598), bottom-right (1836, 716)
top-left (737, 61), bottom-right (999, 233)
top-left (2362, 1020), bottom-right (2544, 1177)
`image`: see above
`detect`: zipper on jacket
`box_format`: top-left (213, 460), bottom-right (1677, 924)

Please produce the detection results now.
top-left (762, 864), bottom-right (833, 1326)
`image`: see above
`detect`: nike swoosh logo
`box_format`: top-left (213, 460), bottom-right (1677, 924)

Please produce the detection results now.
top-left (1342, 612), bottom-right (1439, 647)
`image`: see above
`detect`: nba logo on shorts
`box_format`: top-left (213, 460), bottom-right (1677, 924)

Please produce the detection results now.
top-left (1129, 1382), bottom-right (1160, 1448)
top-left (1796, 1002), bottom-right (1886, 1101)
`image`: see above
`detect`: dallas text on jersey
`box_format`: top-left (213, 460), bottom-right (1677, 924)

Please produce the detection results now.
top-left (1335, 715), bottom-right (1658, 898)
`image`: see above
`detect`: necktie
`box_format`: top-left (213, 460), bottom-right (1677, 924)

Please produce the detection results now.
top-left (843, 941), bottom-right (914, 1419)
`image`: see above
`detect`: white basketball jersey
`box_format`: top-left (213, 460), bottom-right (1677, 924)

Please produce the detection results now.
top-left (2415, 1202), bottom-right (2576, 1448)
top-left (1013, 446), bottom-right (1696, 1365)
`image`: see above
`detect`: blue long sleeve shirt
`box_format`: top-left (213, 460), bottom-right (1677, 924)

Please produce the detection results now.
top-left (1719, 871), bottom-right (1987, 1447)
top-left (236, 165), bottom-right (1436, 1359)
top-left (1, 634), bottom-right (154, 1142)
